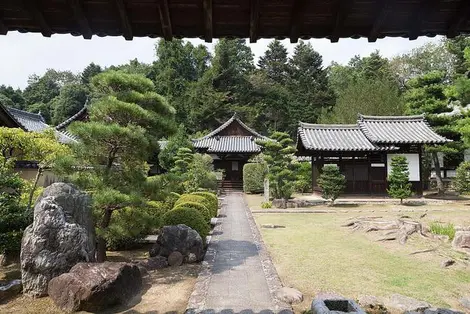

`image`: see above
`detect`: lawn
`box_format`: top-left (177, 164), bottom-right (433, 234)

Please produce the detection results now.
top-left (249, 195), bottom-right (470, 312)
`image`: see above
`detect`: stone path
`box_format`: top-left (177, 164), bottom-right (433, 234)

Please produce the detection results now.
top-left (187, 193), bottom-right (290, 313)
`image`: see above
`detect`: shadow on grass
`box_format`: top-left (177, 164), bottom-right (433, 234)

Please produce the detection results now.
top-left (329, 203), bottom-right (360, 208)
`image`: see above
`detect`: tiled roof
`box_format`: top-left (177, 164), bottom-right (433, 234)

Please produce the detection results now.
top-left (198, 113), bottom-right (269, 140)
top-left (6, 107), bottom-right (76, 144)
top-left (358, 114), bottom-right (450, 144)
top-left (298, 123), bottom-right (392, 151)
top-left (194, 136), bottom-right (262, 153)
top-left (56, 99), bottom-right (89, 131)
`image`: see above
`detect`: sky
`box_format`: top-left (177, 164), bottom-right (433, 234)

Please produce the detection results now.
top-left (0, 32), bottom-right (442, 89)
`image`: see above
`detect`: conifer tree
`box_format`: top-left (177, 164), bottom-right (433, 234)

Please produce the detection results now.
top-left (387, 156), bottom-right (412, 204)
top-left (317, 165), bottom-right (346, 204)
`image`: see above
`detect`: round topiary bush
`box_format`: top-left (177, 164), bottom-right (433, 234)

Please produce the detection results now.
top-left (175, 194), bottom-right (215, 218)
top-left (173, 201), bottom-right (211, 223)
top-left (191, 192), bottom-right (218, 217)
top-left (163, 207), bottom-right (210, 239)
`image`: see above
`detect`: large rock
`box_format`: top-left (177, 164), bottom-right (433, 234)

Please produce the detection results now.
top-left (275, 287), bottom-right (303, 304)
top-left (385, 294), bottom-right (431, 313)
top-left (452, 231), bottom-right (470, 254)
top-left (48, 262), bottom-right (142, 312)
top-left (20, 183), bottom-right (95, 297)
top-left (149, 224), bottom-right (204, 263)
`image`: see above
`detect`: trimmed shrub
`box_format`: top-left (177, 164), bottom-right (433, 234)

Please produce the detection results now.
top-left (173, 201), bottom-right (211, 223)
top-left (191, 191), bottom-right (218, 217)
top-left (243, 163), bottom-right (267, 194)
top-left (318, 165), bottom-right (346, 203)
top-left (163, 207), bottom-right (210, 239)
top-left (175, 194), bottom-right (215, 218)
top-left (387, 156), bottom-right (412, 204)
top-left (455, 161), bottom-right (470, 194)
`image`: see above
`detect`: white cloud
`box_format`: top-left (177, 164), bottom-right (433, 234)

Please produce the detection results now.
top-left (0, 32), bottom-right (441, 89)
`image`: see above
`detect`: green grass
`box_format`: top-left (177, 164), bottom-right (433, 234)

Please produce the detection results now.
top-left (429, 222), bottom-right (456, 240)
top-left (254, 212), bottom-right (470, 311)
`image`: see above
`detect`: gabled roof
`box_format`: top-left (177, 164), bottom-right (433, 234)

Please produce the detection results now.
top-left (56, 99), bottom-right (89, 131)
top-left (0, 104), bottom-right (24, 129)
top-left (358, 114), bottom-right (450, 144)
top-left (193, 114), bottom-right (268, 153)
top-left (3, 106), bottom-right (76, 144)
top-left (298, 122), bottom-right (393, 152)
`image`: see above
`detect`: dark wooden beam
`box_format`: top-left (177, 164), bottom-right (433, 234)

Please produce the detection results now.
top-left (250, 0), bottom-right (260, 43)
top-left (203, 0), bottom-right (212, 42)
top-left (0, 17), bottom-right (7, 35)
top-left (447, 0), bottom-right (470, 38)
top-left (67, 0), bottom-right (92, 39)
top-left (115, 0), bottom-right (133, 40)
top-left (24, 0), bottom-right (52, 37)
top-left (158, 0), bottom-right (173, 40)
top-left (408, 0), bottom-right (439, 40)
top-left (289, 0), bottom-right (307, 43)
top-left (330, 0), bottom-right (355, 43)
top-left (368, 0), bottom-right (392, 42)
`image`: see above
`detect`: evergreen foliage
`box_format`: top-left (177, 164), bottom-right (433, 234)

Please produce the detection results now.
top-left (243, 163), bottom-right (267, 194)
top-left (294, 161), bottom-right (313, 193)
top-left (387, 156), bottom-right (412, 204)
top-left (158, 125), bottom-right (192, 171)
top-left (317, 165), bottom-right (346, 203)
top-left (163, 207), bottom-right (210, 239)
top-left (173, 201), bottom-right (211, 223)
top-left (454, 161), bottom-right (470, 194)
top-left (191, 192), bottom-right (218, 216)
top-left (171, 147), bottom-right (194, 175)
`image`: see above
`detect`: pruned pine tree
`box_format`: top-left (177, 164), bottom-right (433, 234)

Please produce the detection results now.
top-left (171, 147), bottom-right (194, 176)
top-left (63, 71), bottom-right (176, 262)
top-left (256, 132), bottom-right (298, 208)
top-left (317, 165), bottom-right (346, 204)
top-left (387, 156), bottom-right (412, 204)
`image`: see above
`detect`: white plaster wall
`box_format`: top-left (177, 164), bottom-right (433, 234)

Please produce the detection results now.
top-left (387, 153), bottom-right (420, 181)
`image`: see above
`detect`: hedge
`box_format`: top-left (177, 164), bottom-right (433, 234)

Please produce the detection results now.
top-left (163, 207), bottom-right (210, 239)
top-left (175, 194), bottom-right (215, 217)
top-left (173, 201), bottom-right (211, 223)
top-left (191, 192), bottom-right (218, 217)
top-left (243, 163), bottom-right (266, 194)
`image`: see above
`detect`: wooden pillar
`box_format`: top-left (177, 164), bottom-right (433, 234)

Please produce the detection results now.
top-left (417, 145), bottom-right (424, 196)
top-left (352, 155), bottom-right (356, 193)
top-left (311, 156), bottom-right (316, 192)
top-left (368, 153), bottom-right (372, 195)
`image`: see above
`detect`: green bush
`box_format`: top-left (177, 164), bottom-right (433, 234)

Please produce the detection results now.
top-left (243, 163), bottom-right (267, 194)
top-left (429, 222), bottom-right (456, 240)
top-left (175, 194), bottom-right (216, 218)
top-left (387, 156), bottom-right (412, 204)
top-left (191, 191), bottom-right (218, 216)
top-left (163, 207), bottom-right (210, 239)
top-left (173, 201), bottom-right (211, 223)
top-left (455, 161), bottom-right (470, 194)
top-left (261, 201), bottom-right (272, 209)
top-left (318, 165), bottom-right (346, 203)
top-left (294, 161), bottom-right (312, 193)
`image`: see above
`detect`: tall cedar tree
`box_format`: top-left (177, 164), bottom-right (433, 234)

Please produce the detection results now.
top-left (256, 132), bottom-right (298, 208)
top-left (317, 165), bottom-right (346, 204)
top-left (387, 156), bottom-right (412, 204)
top-left (64, 71), bottom-right (176, 261)
top-left (258, 39), bottom-right (289, 84)
top-left (404, 71), bottom-right (461, 195)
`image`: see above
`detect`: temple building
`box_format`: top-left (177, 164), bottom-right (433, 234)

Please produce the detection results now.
top-left (296, 114), bottom-right (450, 196)
top-left (193, 114), bottom-right (268, 190)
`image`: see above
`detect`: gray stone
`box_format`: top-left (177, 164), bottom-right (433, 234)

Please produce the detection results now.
top-left (275, 287), bottom-right (303, 304)
top-left (452, 231), bottom-right (470, 254)
top-left (20, 183), bottom-right (95, 297)
top-left (459, 296), bottom-right (470, 310)
top-left (48, 262), bottom-right (142, 312)
top-left (357, 295), bottom-right (388, 314)
top-left (187, 253), bottom-right (198, 263)
top-left (441, 259), bottom-right (455, 268)
top-left (0, 279), bottom-right (22, 302)
top-left (149, 224), bottom-right (204, 263)
top-left (386, 294), bottom-right (431, 313)
top-left (261, 224), bottom-right (286, 229)
top-left (210, 218), bottom-right (218, 226)
top-left (423, 309), bottom-right (464, 314)
top-left (141, 256), bottom-right (168, 270)
top-left (311, 298), bottom-right (366, 314)
top-left (168, 251), bottom-right (183, 266)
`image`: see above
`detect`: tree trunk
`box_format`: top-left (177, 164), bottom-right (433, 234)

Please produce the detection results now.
top-left (27, 168), bottom-right (43, 211)
top-left (96, 209), bottom-right (113, 262)
top-left (431, 152), bottom-right (445, 195)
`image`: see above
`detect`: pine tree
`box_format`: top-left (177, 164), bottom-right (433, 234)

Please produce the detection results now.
top-left (454, 161), bottom-right (470, 194)
top-left (387, 156), bottom-right (412, 204)
top-left (317, 165), bottom-right (346, 204)
top-left (171, 147), bottom-right (194, 176)
top-left (258, 40), bottom-right (288, 84)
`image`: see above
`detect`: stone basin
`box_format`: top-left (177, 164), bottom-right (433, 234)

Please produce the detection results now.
top-left (311, 298), bottom-right (366, 314)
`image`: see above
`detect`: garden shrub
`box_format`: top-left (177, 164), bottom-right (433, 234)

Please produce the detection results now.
top-left (318, 165), bottom-right (346, 204)
top-left (175, 194), bottom-right (215, 217)
top-left (455, 161), bottom-right (470, 194)
top-left (243, 163), bottom-right (266, 194)
top-left (261, 201), bottom-right (272, 209)
top-left (191, 191), bottom-right (218, 216)
top-left (185, 153), bottom-right (218, 192)
top-left (294, 161), bottom-right (312, 193)
top-left (429, 222), bottom-right (456, 240)
top-left (387, 156), bottom-right (412, 204)
top-left (163, 207), bottom-right (210, 239)
top-left (173, 201), bottom-right (211, 223)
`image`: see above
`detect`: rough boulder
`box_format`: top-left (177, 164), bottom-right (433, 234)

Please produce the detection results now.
top-left (20, 183), bottom-right (95, 297)
top-left (48, 262), bottom-right (142, 312)
top-left (452, 231), bottom-right (470, 254)
top-left (149, 224), bottom-right (204, 263)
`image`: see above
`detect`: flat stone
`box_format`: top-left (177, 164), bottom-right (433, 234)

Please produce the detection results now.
top-left (138, 256), bottom-right (168, 270)
top-left (275, 287), bottom-right (303, 304)
top-left (386, 294), bottom-right (431, 313)
top-left (460, 296), bottom-right (470, 310)
top-left (168, 251), bottom-right (183, 266)
top-left (261, 224), bottom-right (286, 229)
top-left (452, 231), bottom-right (470, 254)
top-left (357, 295), bottom-right (388, 314)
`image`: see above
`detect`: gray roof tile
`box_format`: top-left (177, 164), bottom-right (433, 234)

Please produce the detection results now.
top-left (194, 136), bottom-right (262, 153)
top-left (298, 123), bottom-right (392, 151)
top-left (358, 114), bottom-right (450, 144)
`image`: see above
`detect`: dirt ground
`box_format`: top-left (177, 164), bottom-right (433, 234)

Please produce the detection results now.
top-left (247, 193), bottom-right (470, 313)
top-left (0, 247), bottom-right (200, 314)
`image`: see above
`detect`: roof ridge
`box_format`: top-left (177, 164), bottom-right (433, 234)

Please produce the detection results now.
top-left (358, 113), bottom-right (425, 121)
top-left (7, 106), bottom-right (45, 122)
top-left (299, 122), bottom-right (359, 129)
top-left (195, 113), bottom-right (268, 140)
top-left (56, 98), bottom-right (89, 130)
